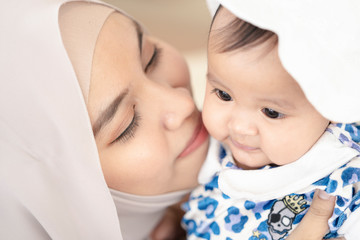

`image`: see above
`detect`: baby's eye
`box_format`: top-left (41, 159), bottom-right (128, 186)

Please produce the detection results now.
top-left (212, 88), bottom-right (232, 101)
top-left (262, 108), bottom-right (285, 119)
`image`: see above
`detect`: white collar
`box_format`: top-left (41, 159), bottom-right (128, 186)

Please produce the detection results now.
top-left (218, 129), bottom-right (359, 201)
top-left (110, 188), bottom-right (190, 240)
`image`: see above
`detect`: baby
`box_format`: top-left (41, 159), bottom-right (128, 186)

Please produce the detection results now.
top-left (182, 5), bottom-right (360, 240)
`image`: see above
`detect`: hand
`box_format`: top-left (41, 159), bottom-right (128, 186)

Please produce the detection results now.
top-left (151, 190), bottom-right (346, 240)
top-left (287, 189), bottom-right (345, 240)
top-left (150, 195), bottom-right (189, 240)
top-left (150, 203), bottom-right (185, 240)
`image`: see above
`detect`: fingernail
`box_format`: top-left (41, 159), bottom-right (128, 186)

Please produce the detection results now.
top-left (318, 189), bottom-right (331, 200)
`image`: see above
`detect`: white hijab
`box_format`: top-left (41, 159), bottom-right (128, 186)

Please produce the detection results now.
top-left (0, 0), bottom-right (122, 239)
top-left (207, 0), bottom-right (360, 123)
top-left (0, 0), bottom-right (187, 239)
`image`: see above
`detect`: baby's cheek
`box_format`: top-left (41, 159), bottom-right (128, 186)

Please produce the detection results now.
top-left (203, 103), bottom-right (227, 139)
top-left (266, 142), bottom-right (302, 166)
top-left (202, 110), bottom-right (218, 137)
top-left (260, 137), bottom-right (282, 165)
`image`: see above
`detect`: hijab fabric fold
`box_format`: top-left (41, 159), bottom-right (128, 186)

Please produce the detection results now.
top-left (1, 1), bottom-right (195, 239)
top-left (0, 0), bottom-right (122, 239)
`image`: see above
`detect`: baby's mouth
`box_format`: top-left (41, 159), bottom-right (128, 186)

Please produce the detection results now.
top-left (230, 138), bottom-right (259, 152)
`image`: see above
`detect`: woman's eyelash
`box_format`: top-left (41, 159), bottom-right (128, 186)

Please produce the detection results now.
top-left (113, 111), bottom-right (141, 144)
top-left (145, 45), bottom-right (162, 72)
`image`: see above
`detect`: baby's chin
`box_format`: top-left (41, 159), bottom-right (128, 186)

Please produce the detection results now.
top-left (233, 157), bottom-right (269, 170)
top-left (232, 151), bottom-right (272, 170)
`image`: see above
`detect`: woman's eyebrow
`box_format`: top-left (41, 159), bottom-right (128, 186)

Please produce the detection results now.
top-left (92, 89), bottom-right (129, 137)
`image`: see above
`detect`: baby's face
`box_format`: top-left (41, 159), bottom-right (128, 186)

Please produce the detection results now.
top-left (203, 7), bottom-right (329, 169)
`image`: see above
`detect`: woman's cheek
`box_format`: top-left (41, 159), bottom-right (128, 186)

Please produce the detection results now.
top-left (156, 41), bottom-right (191, 89)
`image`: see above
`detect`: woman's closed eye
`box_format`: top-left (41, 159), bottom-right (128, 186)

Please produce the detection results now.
top-left (112, 109), bottom-right (141, 144)
top-left (145, 44), bottom-right (162, 73)
top-left (211, 88), bottom-right (232, 101)
top-left (111, 44), bottom-right (160, 144)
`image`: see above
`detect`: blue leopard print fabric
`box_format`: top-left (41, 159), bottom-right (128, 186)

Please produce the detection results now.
top-left (182, 124), bottom-right (360, 240)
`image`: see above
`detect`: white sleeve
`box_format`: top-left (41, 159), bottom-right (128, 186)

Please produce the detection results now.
top-left (340, 209), bottom-right (360, 239)
top-left (338, 182), bottom-right (360, 239)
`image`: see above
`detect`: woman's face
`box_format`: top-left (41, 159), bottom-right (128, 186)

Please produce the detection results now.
top-left (87, 12), bottom-right (209, 195)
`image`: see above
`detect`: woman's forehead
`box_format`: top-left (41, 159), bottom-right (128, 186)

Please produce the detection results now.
top-left (97, 11), bottom-right (144, 57)
top-left (88, 12), bottom-right (143, 124)
top-left (91, 11), bottom-right (143, 82)
top-left (105, 11), bottom-right (144, 37)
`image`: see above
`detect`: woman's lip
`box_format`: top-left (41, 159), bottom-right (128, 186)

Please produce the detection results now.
top-left (178, 117), bottom-right (208, 158)
top-left (230, 138), bottom-right (259, 151)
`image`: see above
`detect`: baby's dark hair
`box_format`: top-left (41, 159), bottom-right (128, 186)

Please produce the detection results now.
top-left (210, 5), bottom-right (278, 53)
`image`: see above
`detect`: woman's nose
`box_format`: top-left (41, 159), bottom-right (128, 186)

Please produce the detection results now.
top-left (160, 86), bottom-right (196, 131)
top-left (228, 111), bottom-right (258, 137)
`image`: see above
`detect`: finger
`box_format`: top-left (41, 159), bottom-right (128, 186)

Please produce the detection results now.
top-left (150, 216), bottom-right (176, 240)
top-left (150, 205), bottom-right (186, 240)
top-left (287, 189), bottom-right (336, 240)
